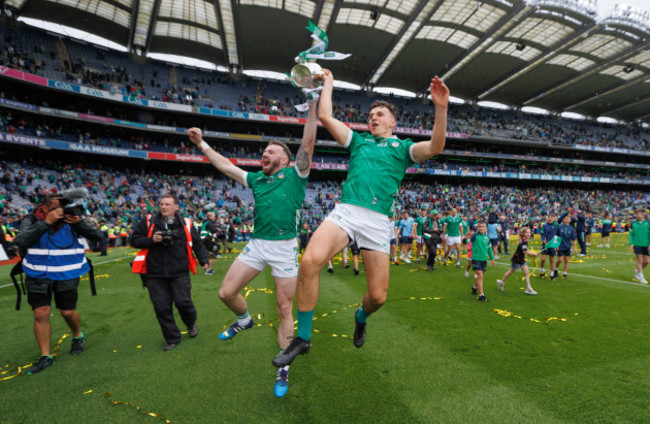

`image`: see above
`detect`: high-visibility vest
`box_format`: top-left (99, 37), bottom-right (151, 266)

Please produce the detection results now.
top-left (22, 224), bottom-right (89, 280)
top-left (2, 225), bottom-right (14, 241)
top-left (132, 214), bottom-right (198, 275)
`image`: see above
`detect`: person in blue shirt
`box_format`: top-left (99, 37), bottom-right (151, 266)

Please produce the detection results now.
top-left (557, 214), bottom-right (577, 278)
top-left (560, 208), bottom-right (587, 257)
top-left (398, 210), bottom-right (415, 264)
top-left (487, 221), bottom-right (501, 259)
top-left (540, 213), bottom-right (559, 280)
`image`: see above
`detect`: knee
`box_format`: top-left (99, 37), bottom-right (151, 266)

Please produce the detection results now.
top-left (33, 306), bottom-right (50, 322)
top-left (277, 301), bottom-right (293, 320)
top-left (368, 291), bottom-right (387, 308)
top-left (300, 251), bottom-right (327, 275)
top-left (218, 286), bottom-right (234, 303)
top-left (59, 309), bottom-right (75, 319)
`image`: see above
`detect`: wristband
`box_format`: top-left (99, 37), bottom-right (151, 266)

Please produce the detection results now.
top-left (199, 141), bottom-right (210, 152)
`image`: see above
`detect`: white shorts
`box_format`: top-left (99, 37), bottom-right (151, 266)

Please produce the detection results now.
top-left (447, 236), bottom-right (462, 246)
top-left (416, 236), bottom-right (423, 244)
top-left (324, 203), bottom-right (391, 255)
top-left (237, 238), bottom-right (299, 278)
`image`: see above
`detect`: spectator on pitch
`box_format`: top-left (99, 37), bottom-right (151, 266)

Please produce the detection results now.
top-left (540, 212), bottom-right (559, 280)
top-left (199, 211), bottom-right (220, 274)
top-left (585, 211), bottom-right (595, 247)
top-left (557, 214), bottom-right (577, 279)
top-left (398, 209), bottom-right (416, 263)
top-left (496, 226), bottom-right (538, 295)
top-left (422, 209), bottom-right (443, 271)
top-left (487, 219), bottom-right (501, 259)
top-left (130, 194), bottom-right (209, 351)
top-left (629, 207), bottom-right (650, 284)
top-left (298, 222), bottom-right (311, 253)
top-left (497, 215), bottom-right (510, 255)
top-left (598, 212), bottom-right (613, 248)
top-left (470, 221), bottom-right (495, 302)
top-left (14, 193), bottom-right (103, 375)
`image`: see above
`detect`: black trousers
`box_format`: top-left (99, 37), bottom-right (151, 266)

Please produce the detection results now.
top-left (145, 275), bottom-right (197, 344)
top-left (577, 231), bottom-right (586, 254)
top-left (424, 236), bottom-right (439, 268)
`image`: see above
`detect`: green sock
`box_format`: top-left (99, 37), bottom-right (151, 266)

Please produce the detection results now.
top-left (297, 309), bottom-right (315, 341)
top-left (356, 306), bottom-right (370, 324)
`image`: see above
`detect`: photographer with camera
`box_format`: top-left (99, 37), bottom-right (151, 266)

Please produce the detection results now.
top-left (14, 191), bottom-right (103, 375)
top-left (130, 194), bottom-right (209, 351)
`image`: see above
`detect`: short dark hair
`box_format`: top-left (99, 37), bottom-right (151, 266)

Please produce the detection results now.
top-left (477, 220), bottom-right (486, 225)
top-left (369, 100), bottom-right (396, 120)
top-left (161, 194), bottom-right (179, 205)
top-left (267, 140), bottom-right (292, 165)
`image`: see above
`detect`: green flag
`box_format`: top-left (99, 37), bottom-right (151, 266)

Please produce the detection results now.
top-left (545, 236), bottom-right (561, 249)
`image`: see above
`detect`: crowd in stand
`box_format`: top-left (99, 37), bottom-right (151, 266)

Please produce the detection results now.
top-left (1, 110), bottom-right (647, 182)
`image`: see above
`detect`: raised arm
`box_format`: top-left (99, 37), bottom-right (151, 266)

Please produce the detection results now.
top-left (412, 76), bottom-right (449, 162)
top-left (187, 128), bottom-right (247, 186)
top-left (318, 69), bottom-right (351, 146)
top-left (295, 103), bottom-right (318, 176)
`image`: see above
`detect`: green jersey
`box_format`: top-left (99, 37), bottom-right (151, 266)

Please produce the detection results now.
top-left (445, 215), bottom-right (463, 237)
top-left (246, 166), bottom-right (307, 240)
top-left (416, 216), bottom-right (425, 236)
top-left (470, 233), bottom-right (494, 261)
top-left (461, 220), bottom-right (469, 238)
top-left (629, 220), bottom-right (650, 247)
top-left (341, 131), bottom-right (415, 216)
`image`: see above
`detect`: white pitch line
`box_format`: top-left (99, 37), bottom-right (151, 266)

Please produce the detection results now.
top-left (0, 255), bottom-right (133, 289)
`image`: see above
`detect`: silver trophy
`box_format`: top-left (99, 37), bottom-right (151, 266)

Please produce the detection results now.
top-left (289, 61), bottom-right (324, 89)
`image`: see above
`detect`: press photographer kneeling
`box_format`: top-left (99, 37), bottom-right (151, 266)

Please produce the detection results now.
top-left (14, 190), bottom-right (103, 375)
top-left (131, 194), bottom-right (209, 351)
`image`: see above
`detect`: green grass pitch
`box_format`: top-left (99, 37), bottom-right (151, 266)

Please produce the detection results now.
top-left (1, 232), bottom-right (650, 423)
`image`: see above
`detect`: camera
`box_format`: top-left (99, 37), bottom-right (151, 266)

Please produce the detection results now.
top-left (58, 188), bottom-right (89, 216)
top-left (61, 201), bottom-right (85, 216)
top-left (161, 217), bottom-right (175, 246)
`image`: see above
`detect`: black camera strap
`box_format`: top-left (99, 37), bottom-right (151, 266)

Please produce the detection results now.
top-left (10, 260), bottom-right (26, 311)
top-left (87, 257), bottom-right (96, 296)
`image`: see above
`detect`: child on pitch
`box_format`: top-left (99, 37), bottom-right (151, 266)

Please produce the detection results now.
top-left (557, 214), bottom-right (577, 279)
top-left (470, 221), bottom-right (495, 302)
top-left (496, 226), bottom-right (538, 295)
top-left (540, 212), bottom-right (559, 280)
top-left (464, 219), bottom-right (476, 278)
top-left (629, 207), bottom-right (650, 284)
top-left (598, 212), bottom-right (612, 248)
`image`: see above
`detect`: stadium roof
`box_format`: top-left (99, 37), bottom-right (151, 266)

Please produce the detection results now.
top-left (3, 0), bottom-right (650, 123)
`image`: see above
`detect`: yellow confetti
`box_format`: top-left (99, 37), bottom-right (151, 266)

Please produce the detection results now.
top-left (100, 392), bottom-right (173, 423)
top-left (1, 333), bottom-right (69, 382)
top-left (493, 308), bottom-right (569, 325)
top-left (84, 390), bottom-right (93, 394)
top-left (136, 345), bottom-right (142, 349)
top-left (113, 350), bottom-right (117, 353)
